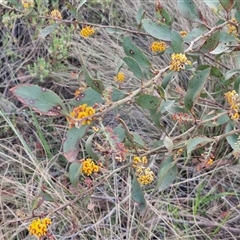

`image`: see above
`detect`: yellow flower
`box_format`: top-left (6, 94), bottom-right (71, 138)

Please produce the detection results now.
top-left (180, 31), bottom-right (188, 38)
top-left (81, 158), bottom-right (100, 176)
top-left (67, 104), bottom-right (95, 128)
top-left (228, 18), bottom-right (238, 35)
top-left (22, 0), bottom-right (34, 8)
top-left (150, 41), bottom-right (167, 53)
top-left (80, 26), bottom-right (95, 38)
top-left (132, 156), bottom-right (154, 185)
top-left (225, 90), bottom-right (240, 120)
top-left (28, 217), bottom-right (52, 238)
top-left (169, 53), bottom-right (191, 72)
top-left (114, 72), bottom-right (125, 83)
top-left (51, 10), bottom-right (62, 20)
top-left (137, 167), bottom-right (154, 185)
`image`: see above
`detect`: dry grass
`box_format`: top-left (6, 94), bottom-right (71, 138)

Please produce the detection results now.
top-left (1, 0), bottom-right (240, 239)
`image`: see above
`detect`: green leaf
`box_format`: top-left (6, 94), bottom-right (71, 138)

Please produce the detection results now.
top-left (66, 3), bottom-right (83, 21)
top-left (132, 174), bottom-right (146, 212)
top-left (184, 68), bottom-right (211, 111)
top-left (210, 66), bottom-right (224, 78)
top-left (105, 28), bottom-right (125, 34)
top-left (171, 30), bottom-right (184, 53)
top-left (135, 94), bottom-right (160, 110)
top-left (39, 191), bottom-right (54, 202)
top-left (63, 125), bottom-right (88, 162)
top-left (136, 6), bottom-right (145, 25)
top-left (7, 0), bottom-right (22, 8)
top-left (156, 6), bottom-right (173, 26)
top-left (235, 9), bottom-right (240, 22)
top-left (197, 65), bottom-right (223, 78)
top-left (114, 126), bottom-right (125, 142)
top-left (39, 24), bottom-right (58, 38)
top-left (111, 87), bottom-right (127, 102)
top-left (132, 132), bottom-right (146, 149)
top-left (123, 37), bottom-right (151, 68)
top-left (225, 121), bottom-right (238, 150)
top-left (31, 196), bottom-right (44, 212)
top-left (70, 87), bottom-right (104, 107)
top-left (202, 0), bottom-right (220, 9)
top-left (149, 107), bottom-right (164, 129)
top-left (155, 85), bottom-right (167, 101)
top-left (184, 25), bottom-right (208, 43)
top-left (142, 19), bottom-right (171, 41)
top-left (210, 31), bottom-right (236, 55)
top-left (199, 31), bottom-right (220, 53)
top-left (82, 66), bottom-right (105, 94)
top-left (10, 84), bottom-right (67, 116)
top-left (123, 56), bottom-right (143, 80)
top-left (219, 0), bottom-right (234, 11)
top-left (187, 136), bottom-right (213, 155)
top-left (234, 76), bottom-right (240, 95)
top-left (85, 134), bottom-right (99, 161)
top-left (161, 71), bottom-right (174, 89)
top-left (202, 110), bottom-right (229, 127)
top-left (115, 59), bottom-right (124, 74)
top-left (177, 0), bottom-right (202, 22)
top-left (156, 155), bottom-right (177, 192)
top-left (165, 105), bottom-right (191, 115)
top-left (69, 162), bottom-right (81, 187)
top-left (224, 68), bottom-right (240, 81)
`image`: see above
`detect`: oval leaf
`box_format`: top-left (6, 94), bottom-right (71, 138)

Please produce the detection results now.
top-left (70, 87), bottom-right (104, 107)
top-left (123, 56), bottom-right (143, 79)
top-left (177, 0), bottom-right (202, 22)
top-left (184, 25), bottom-right (208, 43)
top-left (171, 30), bottom-right (184, 53)
top-left (184, 68), bottom-right (211, 111)
top-left (132, 174), bottom-right (146, 212)
top-left (82, 66), bottom-right (105, 93)
top-left (111, 87), bottom-right (127, 102)
top-left (219, 0), bottom-right (234, 11)
top-left (123, 36), bottom-right (151, 68)
top-left (10, 84), bottom-right (66, 116)
top-left (85, 134), bottom-right (99, 161)
top-left (39, 24), bottom-right (58, 38)
top-left (225, 121), bottom-right (238, 150)
top-left (187, 136), bottom-right (213, 155)
top-left (199, 30), bottom-right (220, 53)
top-left (155, 5), bottom-right (173, 26)
top-left (157, 155), bottom-right (177, 192)
top-left (63, 125), bottom-right (88, 162)
top-left (142, 19), bottom-right (171, 41)
top-left (135, 94), bottom-right (160, 110)
top-left (69, 162), bottom-right (81, 187)
top-left (136, 6), bottom-right (145, 25)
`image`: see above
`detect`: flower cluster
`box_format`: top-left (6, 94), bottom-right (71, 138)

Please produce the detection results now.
top-left (132, 156), bottom-right (154, 185)
top-left (169, 53), bottom-right (191, 72)
top-left (22, 0), bottom-right (34, 8)
top-left (228, 18), bottom-right (238, 36)
top-left (51, 10), bottom-right (62, 20)
top-left (67, 104), bottom-right (95, 128)
top-left (81, 158), bottom-right (100, 176)
top-left (80, 26), bottom-right (95, 38)
top-left (225, 90), bottom-right (240, 120)
top-left (114, 72), bottom-right (125, 83)
top-left (28, 217), bottom-right (52, 238)
top-left (150, 41), bottom-right (167, 53)
top-left (172, 112), bottom-right (194, 123)
top-left (180, 30), bottom-right (188, 38)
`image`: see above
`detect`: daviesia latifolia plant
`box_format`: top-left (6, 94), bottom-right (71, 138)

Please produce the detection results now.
top-left (5, 0), bottom-right (240, 238)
